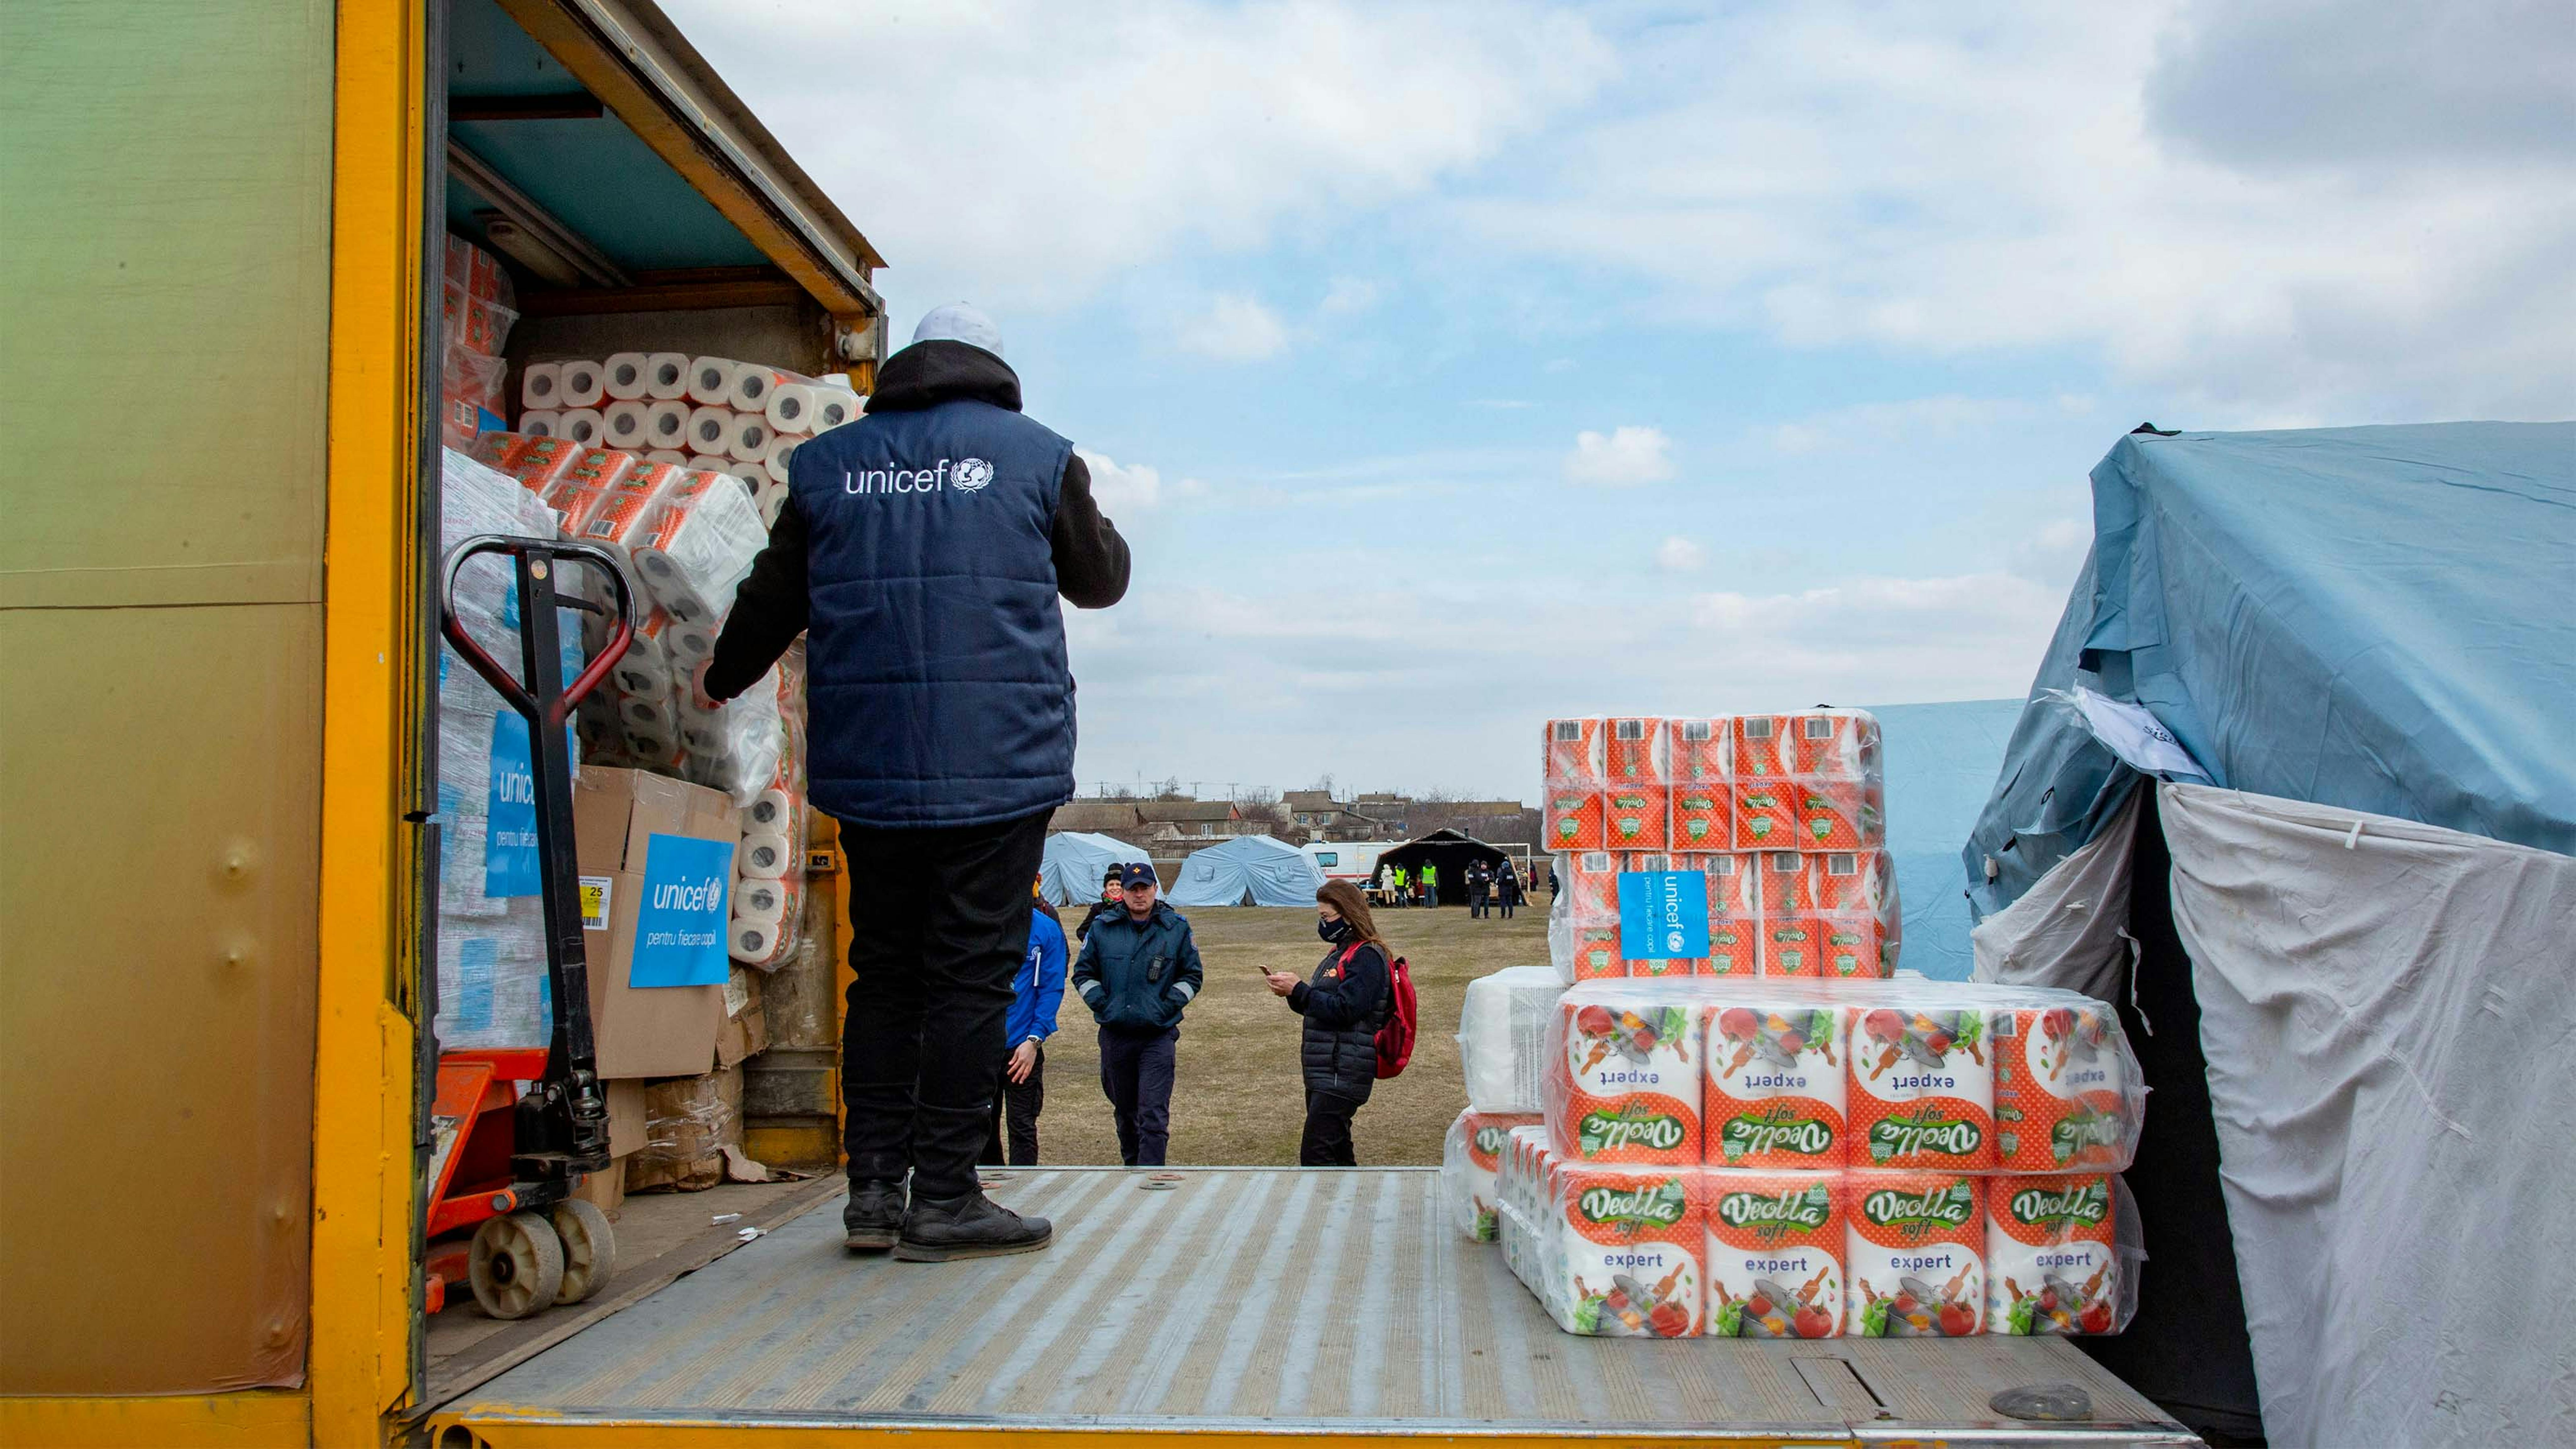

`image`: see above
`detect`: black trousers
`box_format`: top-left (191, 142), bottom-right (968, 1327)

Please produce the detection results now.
top-left (1098, 1025), bottom-right (1177, 1166)
top-left (979, 1045), bottom-right (1045, 1167)
top-left (1497, 894), bottom-right (1517, 919)
top-left (1468, 890), bottom-right (1488, 918)
top-left (837, 808), bottom-right (1050, 1199)
top-left (1299, 1089), bottom-right (1362, 1166)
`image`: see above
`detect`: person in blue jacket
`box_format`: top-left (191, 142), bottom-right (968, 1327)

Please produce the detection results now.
top-left (982, 888), bottom-right (1066, 1168)
top-left (1070, 863), bottom-right (1203, 1167)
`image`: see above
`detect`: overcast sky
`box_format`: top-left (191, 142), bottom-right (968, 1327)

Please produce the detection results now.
top-left (672, 0), bottom-right (2574, 801)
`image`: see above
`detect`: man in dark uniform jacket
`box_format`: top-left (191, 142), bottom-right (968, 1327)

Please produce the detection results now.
top-left (704, 304), bottom-right (1128, 1261)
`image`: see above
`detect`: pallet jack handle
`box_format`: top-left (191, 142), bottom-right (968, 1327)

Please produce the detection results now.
top-left (438, 536), bottom-right (638, 1184)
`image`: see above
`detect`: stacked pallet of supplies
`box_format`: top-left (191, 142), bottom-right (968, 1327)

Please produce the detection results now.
top-left (515, 354), bottom-right (859, 528)
top-left (432, 448), bottom-right (582, 1052)
top-left (465, 431), bottom-right (816, 973)
top-left (441, 431), bottom-right (818, 1200)
top-left (1464, 977), bottom-right (2147, 1342)
top-left (1543, 713), bottom-right (1901, 980)
top-left (438, 237), bottom-right (519, 449)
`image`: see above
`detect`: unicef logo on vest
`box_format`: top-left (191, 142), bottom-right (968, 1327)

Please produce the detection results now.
top-left (841, 457), bottom-right (998, 497)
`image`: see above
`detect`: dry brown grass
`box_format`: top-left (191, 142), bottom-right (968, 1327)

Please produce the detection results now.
top-left (1026, 890), bottom-right (1551, 1168)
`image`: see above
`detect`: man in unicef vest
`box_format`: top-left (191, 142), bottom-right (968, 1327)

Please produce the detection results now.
top-left (704, 304), bottom-right (1130, 1261)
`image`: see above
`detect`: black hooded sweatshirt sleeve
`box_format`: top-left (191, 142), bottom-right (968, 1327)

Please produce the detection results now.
top-left (701, 341), bottom-right (1132, 701)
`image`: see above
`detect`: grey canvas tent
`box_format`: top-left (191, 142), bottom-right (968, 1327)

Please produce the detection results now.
top-left (1039, 831), bottom-right (1152, 907)
top-left (1165, 835), bottom-right (1324, 908)
top-left (1963, 422), bottom-right (2575, 1448)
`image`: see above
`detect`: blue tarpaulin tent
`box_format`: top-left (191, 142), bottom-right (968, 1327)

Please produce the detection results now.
top-left (1967, 421), bottom-right (2575, 917)
top-left (1166, 835), bottom-right (1325, 908)
top-left (1957, 421), bottom-right (2576, 1448)
top-left (1039, 831), bottom-right (1152, 906)
top-left (1858, 699), bottom-right (2024, 980)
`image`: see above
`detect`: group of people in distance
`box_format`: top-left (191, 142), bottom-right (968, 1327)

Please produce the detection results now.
top-left (1370, 855), bottom-right (1534, 919)
top-left (981, 862), bottom-right (1401, 1181)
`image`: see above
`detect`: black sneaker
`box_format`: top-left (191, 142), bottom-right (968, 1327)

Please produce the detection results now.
top-left (842, 1177), bottom-right (906, 1252)
top-left (892, 1189), bottom-right (1053, 1262)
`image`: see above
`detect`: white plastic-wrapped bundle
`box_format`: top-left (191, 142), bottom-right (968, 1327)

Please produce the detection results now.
top-left (576, 459), bottom-right (686, 577)
top-left (1458, 966), bottom-right (1563, 1114)
top-left (433, 896), bottom-right (552, 1050)
top-left (630, 467), bottom-right (766, 625)
top-left (1541, 1162), bottom-right (1704, 1337)
top-left (1446, 1109), bottom-right (1544, 1242)
top-left (432, 447), bottom-right (568, 1051)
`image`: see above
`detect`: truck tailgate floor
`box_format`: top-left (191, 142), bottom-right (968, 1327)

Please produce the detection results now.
top-left (431, 1167), bottom-right (2195, 1444)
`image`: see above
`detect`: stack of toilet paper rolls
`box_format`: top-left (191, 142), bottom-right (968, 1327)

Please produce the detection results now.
top-left (1543, 712), bottom-right (1900, 980)
top-left (724, 646), bottom-right (812, 970)
top-left (1483, 977), bottom-right (2143, 1340)
top-left (466, 432), bottom-right (796, 813)
top-left (514, 353), bottom-right (859, 527)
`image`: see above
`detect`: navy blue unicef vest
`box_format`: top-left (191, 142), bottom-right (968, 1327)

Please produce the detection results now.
top-left (787, 398), bottom-right (1078, 828)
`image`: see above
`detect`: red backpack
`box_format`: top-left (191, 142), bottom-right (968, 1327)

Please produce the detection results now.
top-left (1373, 949), bottom-right (1418, 1079)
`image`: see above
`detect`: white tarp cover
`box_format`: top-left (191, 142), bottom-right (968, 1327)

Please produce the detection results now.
top-left (1039, 831), bottom-right (1151, 906)
top-left (2160, 783), bottom-right (2576, 1448)
top-left (1165, 834), bottom-right (1325, 907)
top-left (1971, 782), bottom-right (2144, 1004)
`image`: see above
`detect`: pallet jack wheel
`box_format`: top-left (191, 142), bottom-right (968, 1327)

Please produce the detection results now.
top-left (550, 1197), bottom-right (617, 1305)
top-left (469, 1209), bottom-right (564, 1320)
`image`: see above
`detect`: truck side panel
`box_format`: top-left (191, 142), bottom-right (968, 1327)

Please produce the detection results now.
top-left (0, 0), bottom-right (334, 1397)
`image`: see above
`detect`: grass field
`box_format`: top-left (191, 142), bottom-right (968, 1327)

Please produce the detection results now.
top-left (1025, 891), bottom-right (1552, 1168)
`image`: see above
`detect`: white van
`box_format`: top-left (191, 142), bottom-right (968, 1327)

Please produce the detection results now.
top-left (1300, 841), bottom-right (1404, 885)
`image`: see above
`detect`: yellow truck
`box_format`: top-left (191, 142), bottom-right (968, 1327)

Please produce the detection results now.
top-left (0, 2), bottom-right (2197, 1444)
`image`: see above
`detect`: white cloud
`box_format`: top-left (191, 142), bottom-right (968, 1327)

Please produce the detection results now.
top-left (1321, 276), bottom-right (1383, 315)
top-left (669, 0), bottom-right (1615, 312)
top-left (1453, 1), bottom-right (2576, 419)
top-left (1176, 293), bottom-right (1290, 361)
top-left (1656, 536), bottom-right (1707, 572)
top-left (1077, 450), bottom-right (1163, 511)
top-left (1565, 425), bottom-right (1674, 485)
top-left (1683, 571), bottom-right (2069, 700)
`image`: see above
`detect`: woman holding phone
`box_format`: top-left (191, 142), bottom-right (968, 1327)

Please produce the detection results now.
top-left (1264, 880), bottom-right (1393, 1166)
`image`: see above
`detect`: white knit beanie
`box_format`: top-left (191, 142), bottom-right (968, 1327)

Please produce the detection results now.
top-left (911, 302), bottom-right (1004, 359)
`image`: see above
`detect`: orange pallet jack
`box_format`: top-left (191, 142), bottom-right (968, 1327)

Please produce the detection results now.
top-left (428, 535), bottom-right (636, 1319)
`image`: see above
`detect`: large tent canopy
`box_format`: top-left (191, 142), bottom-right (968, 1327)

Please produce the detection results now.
top-left (1165, 835), bottom-right (1325, 908)
top-left (1038, 832), bottom-right (1152, 906)
top-left (1376, 830), bottom-right (1509, 906)
top-left (1968, 421), bottom-right (2575, 916)
top-left (1961, 421), bottom-right (2576, 1449)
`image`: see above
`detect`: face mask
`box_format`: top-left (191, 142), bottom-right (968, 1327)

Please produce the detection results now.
top-left (1319, 916), bottom-right (1353, 943)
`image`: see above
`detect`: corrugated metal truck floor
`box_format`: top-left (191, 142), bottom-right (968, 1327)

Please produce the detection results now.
top-left (432, 1167), bottom-right (2192, 1443)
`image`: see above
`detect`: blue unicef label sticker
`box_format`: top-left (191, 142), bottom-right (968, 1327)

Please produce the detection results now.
top-left (484, 713), bottom-right (541, 897)
top-left (452, 937), bottom-right (498, 1030)
top-left (1617, 870), bottom-right (1710, 960)
top-left (628, 833), bottom-right (732, 987)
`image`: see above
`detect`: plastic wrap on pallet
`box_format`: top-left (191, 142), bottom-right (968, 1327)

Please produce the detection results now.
top-left (1458, 966), bottom-right (1563, 1114)
top-left (760, 875), bottom-right (842, 1047)
top-left (626, 1066), bottom-right (744, 1193)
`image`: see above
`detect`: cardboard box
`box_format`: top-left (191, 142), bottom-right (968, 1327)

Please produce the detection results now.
top-left (716, 964), bottom-right (770, 1069)
top-left (574, 767), bottom-right (742, 1078)
top-left (604, 1078), bottom-right (646, 1158)
top-left (571, 1160), bottom-right (626, 1218)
